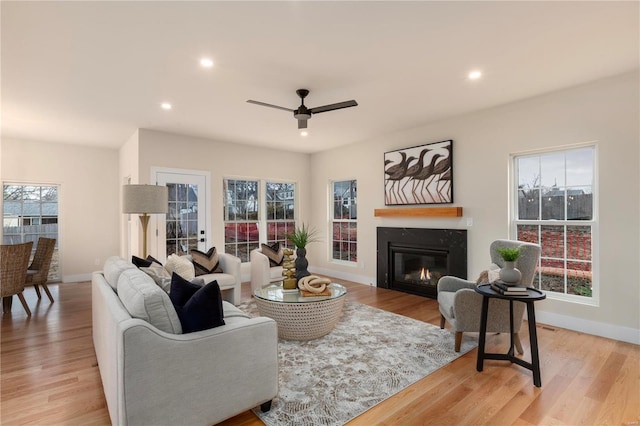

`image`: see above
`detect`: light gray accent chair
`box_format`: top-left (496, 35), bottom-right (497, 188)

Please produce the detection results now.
top-left (437, 239), bottom-right (541, 352)
top-left (250, 248), bottom-right (284, 293)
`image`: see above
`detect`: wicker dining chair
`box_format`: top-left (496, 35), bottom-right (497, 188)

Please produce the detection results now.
top-left (1, 242), bottom-right (34, 315)
top-left (25, 237), bottom-right (57, 303)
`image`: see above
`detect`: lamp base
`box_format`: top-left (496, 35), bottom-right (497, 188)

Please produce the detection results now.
top-left (139, 214), bottom-right (150, 258)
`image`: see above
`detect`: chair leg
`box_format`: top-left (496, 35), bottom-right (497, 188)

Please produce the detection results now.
top-left (17, 293), bottom-right (32, 316)
top-left (41, 284), bottom-right (54, 303)
top-left (514, 332), bottom-right (524, 355)
top-left (3, 296), bottom-right (13, 313)
top-left (454, 331), bottom-right (463, 352)
top-left (33, 283), bottom-right (42, 299)
top-left (440, 314), bottom-right (445, 329)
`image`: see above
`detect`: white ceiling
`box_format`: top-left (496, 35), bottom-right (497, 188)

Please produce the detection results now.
top-left (2, 1), bottom-right (638, 154)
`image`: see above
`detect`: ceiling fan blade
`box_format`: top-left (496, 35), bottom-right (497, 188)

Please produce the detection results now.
top-left (246, 100), bottom-right (294, 112)
top-left (309, 100), bottom-right (358, 114)
top-left (298, 119), bottom-right (308, 129)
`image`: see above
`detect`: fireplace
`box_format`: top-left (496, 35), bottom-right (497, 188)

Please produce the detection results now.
top-left (377, 227), bottom-right (467, 299)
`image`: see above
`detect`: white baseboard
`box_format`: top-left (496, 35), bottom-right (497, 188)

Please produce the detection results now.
top-left (308, 266), bottom-right (374, 287)
top-left (63, 273), bottom-right (92, 283)
top-left (535, 310), bottom-right (640, 345)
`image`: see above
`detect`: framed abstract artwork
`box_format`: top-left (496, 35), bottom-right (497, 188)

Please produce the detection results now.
top-left (384, 139), bottom-right (453, 205)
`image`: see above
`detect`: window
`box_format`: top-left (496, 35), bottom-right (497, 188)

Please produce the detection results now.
top-left (513, 146), bottom-right (596, 300)
top-left (165, 183), bottom-right (199, 256)
top-left (223, 179), bottom-right (298, 262)
top-left (265, 182), bottom-right (296, 247)
top-left (331, 180), bottom-right (357, 262)
top-left (223, 179), bottom-right (259, 262)
top-left (3, 184), bottom-right (60, 281)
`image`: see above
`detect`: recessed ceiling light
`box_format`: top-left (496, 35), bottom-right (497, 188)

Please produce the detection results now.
top-left (200, 58), bottom-right (214, 68)
top-left (468, 70), bottom-right (482, 80)
top-left (300, 131), bottom-right (308, 137)
top-left (161, 102), bottom-right (172, 110)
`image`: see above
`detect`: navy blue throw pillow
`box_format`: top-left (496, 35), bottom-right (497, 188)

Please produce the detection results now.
top-left (169, 273), bottom-right (225, 333)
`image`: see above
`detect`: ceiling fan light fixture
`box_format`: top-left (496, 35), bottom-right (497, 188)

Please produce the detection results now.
top-left (293, 109), bottom-right (311, 120)
top-left (300, 131), bottom-right (308, 137)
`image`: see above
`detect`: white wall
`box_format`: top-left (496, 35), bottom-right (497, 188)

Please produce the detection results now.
top-left (132, 129), bottom-right (311, 279)
top-left (1, 138), bottom-right (120, 282)
top-left (309, 72), bottom-right (640, 343)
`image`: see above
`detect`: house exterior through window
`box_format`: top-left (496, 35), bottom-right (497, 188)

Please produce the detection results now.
top-left (223, 179), bottom-right (297, 262)
top-left (223, 179), bottom-right (259, 262)
top-left (331, 180), bottom-right (357, 263)
top-left (2, 184), bottom-right (60, 281)
top-left (512, 145), bottom-right (596, 302)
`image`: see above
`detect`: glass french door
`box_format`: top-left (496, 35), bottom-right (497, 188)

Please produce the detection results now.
top-left (155, 171), bottom-right (208, 261)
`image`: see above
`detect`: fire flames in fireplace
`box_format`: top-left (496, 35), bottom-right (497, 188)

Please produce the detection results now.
top-left (402, 266), bottom-right (443, 287)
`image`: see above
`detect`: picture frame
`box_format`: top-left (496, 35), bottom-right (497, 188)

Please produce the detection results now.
top-left (384, 139), bottom-right (453, 205)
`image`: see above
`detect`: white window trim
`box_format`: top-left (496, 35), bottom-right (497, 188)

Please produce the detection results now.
top-left (329, 179), bottom-right (358, 266)
top-left (223, 177), bottom-right (299, 262)
top-left (509, 142), bottom-right (599, 306)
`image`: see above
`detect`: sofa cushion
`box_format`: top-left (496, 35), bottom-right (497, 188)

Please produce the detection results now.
top-left (117, 269), bottom-right (182, 334)
top-left (191, 247), bottom-right (223, 275)
top-left (199, 272), bottom-right (236, 289)
top-left (261, 243), bottom-right (284, 267)
top-left (169, 273), bottom-right (225, 333)
top-left (165, 254), bottom-right (195, 280)
top-left (103, 256), bottom-right (138, 291)
top-left (140, 263), bottom-right (172, 292)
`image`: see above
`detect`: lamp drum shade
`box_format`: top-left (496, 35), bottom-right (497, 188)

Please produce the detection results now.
top-left (123, 185), bottom-right (168, 214)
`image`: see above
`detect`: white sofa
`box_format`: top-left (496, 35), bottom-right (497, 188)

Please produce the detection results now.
top-left (250, 248), bottom-right (284, 293)
top-left (92, 256), bottom-right (278, 426)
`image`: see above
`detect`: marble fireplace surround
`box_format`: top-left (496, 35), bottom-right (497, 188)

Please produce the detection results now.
top-left (376, 227), bottom-right (467, 299)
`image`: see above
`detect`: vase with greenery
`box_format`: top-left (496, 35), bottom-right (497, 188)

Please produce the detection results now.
top-left (497, 247), bottom-right (522, 284)
top-left (286, 223), bottom-right (320, 281)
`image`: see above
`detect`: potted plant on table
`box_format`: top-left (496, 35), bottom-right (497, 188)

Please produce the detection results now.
top-left (497, 246), bottom-right (522, 284)
top-left (286, 223), bottom-right (320, 281)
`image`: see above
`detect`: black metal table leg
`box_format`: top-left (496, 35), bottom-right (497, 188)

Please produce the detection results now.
top-left (476, 295), bottom-right (490, 372)
top-left (474, 284), bottom-right (546, 387)
top-left (527, 301), bottom-right (542, 387)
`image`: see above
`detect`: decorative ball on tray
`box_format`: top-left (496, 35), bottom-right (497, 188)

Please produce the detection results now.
top-left (298, 275), bottom-right (331, 296)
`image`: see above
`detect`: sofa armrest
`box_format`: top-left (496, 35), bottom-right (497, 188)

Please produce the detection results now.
top-left (218, 252), bottom-right (241, 304)
top-left (218, 252), bottom-right (241, 285)
top-left (250, 249), bottom-right (272, 293)
top-left (118, 316), bottom-right (278, 426)
top-left (437, 275), bottom-right (476, 293)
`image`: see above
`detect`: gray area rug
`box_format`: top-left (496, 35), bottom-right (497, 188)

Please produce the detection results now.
top-left (237, 300), bottom-right (477, 426)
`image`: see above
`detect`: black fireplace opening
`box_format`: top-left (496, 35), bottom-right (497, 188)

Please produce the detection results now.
top-left (377, 228), bottom-right (467, 299)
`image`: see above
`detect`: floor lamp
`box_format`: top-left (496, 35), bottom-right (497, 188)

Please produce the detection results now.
top-left (123, 184), bottom-right (168, 258)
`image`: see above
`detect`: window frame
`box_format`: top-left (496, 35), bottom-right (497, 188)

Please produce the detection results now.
top-left (510, 143), bottom-right (599, 305)
top-left (330, 179), bottom-right (358, 265)
top-left (264, 181), bottom-right (296, 248)
top-left (2, 183), bottom-right (60, 281)
top-left (223, 177), bottom-right (298, 262)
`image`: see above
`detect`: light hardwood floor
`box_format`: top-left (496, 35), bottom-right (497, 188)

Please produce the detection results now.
top-left (2, 280), bottom-right (638, 425)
